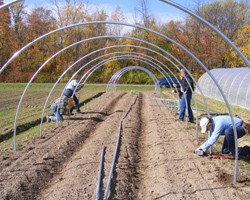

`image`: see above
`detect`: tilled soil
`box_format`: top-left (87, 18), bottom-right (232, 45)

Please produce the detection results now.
top-left (0, 91), bottom-right (249, 200)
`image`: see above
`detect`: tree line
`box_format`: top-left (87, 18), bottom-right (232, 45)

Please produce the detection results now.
top-left (0, 0), bottom-right (249, 83)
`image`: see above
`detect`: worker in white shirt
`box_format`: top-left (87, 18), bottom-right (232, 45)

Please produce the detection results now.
top-left (63, 80), bottom-right (84, 114)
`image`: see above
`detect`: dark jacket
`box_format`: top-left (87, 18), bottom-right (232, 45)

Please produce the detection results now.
top-left (181, 75), bottom-right (194, 93)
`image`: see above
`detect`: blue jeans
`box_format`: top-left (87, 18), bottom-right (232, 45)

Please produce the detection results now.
top-left (221, 125), bottom-right (246, 154)
top-left (50, 105), bottom-right (63, 121)
top-left (179, 93), bottom-right (193, 122)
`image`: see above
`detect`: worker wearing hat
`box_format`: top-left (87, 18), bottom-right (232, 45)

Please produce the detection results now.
top-left (195, 115), bottom-right (246, 156)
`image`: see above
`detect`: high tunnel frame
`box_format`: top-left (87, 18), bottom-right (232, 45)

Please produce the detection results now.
top-left (37, 38), bottom-right (200, 138)
top-left (106, 66), bottom-right (160, 91)
top-left (1, 0), bottom-right (250, 184)
top-left (0, 0), bottom-right (23, 9)
top-left (0, 26), bottom-right (241, 186)
top-left (0, 34), bottom-right (242, 184)
top-left (40, 53), bottom-right (189, 129)
top-left (82, 56), bottom-right (190, 123)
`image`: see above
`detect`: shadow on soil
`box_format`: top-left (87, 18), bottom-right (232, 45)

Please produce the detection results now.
top-left (0, 92), bottom-right (105, 143)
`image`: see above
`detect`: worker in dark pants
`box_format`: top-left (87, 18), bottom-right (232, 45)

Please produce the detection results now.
top-left (63, 79), bottom-right (84, 114)
top-left (195, 116), bottom-right (247, 157)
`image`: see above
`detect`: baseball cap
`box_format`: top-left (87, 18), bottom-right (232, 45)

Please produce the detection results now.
top-left (200, 117), bottom-right (210, 133)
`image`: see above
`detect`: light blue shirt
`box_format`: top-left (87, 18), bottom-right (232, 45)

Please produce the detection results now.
top-left (200, 116), bottom-right (242, 151)
top-left (65, 80), bottom-right (79, 91)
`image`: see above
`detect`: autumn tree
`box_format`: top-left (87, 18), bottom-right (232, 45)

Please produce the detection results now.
top-left (23, 7), bottom-right (58, 82)
top-left (185, 0), bottom-right (250, 69)
top-left (0, 0), bottom-right (12, 69)
top-left (108, 6), bottom-right (126, 36)
top-left (50, 0), bottom-right (92, 79)
top-left (229, 24), bottom-right (250, 66)
top-left (1, 2), bottom-right (28, 82)
top-left (9, 2), bottom-right (27, 46)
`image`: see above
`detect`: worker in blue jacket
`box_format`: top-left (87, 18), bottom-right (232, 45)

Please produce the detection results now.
top-left (195, 115), bottom-right (246, 156)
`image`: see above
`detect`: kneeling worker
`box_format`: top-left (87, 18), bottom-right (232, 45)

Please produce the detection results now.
top-left (195, 115), bottom-right (247, 156)
top-left (47, 95), bottom-right (69, 122)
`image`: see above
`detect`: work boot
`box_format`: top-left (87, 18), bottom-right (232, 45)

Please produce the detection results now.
top-left (47, 115), bottom-right (51, 123)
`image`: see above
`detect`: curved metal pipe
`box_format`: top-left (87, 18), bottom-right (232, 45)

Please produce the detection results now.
top-left (0, 0), bottom-right (23, 10)
top-left (39, 43), bottom-right (176, 136)
top-left (1, 22), bottom-right (244, 175)
top-left (39, 40), bottom-right (206, 144)
top-left (39, 38), bottom-right (203, 136)
top-left (77, 55), bottom-right (190, 130)
top-left (106, 66), bottom-right (160, 92)
top-left (105, 52), bottom-right (176, 91)
top-left (0, 2), bottom-right (245, 183)
top-left (159, 2), bottom-right (250, 181)
top-left (81, 56), bottom-right (163, 94)
top-left (78, 55), bottom-right (186, 112)
top-left (6, 17), bottom-right (237, 180)
top-left (16, 35), bottom-right (201, 153)
top-left (160, 0), bottom-right (250, 67)
top-left (160, 0), bottom-right (250, 184)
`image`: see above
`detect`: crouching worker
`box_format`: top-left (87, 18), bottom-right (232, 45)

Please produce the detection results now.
top-left (47, 95), bottom-right (68, 123)
top-left (195, 115), bottom-right (248, 157)
top-left (63, 79), bottom-right (84, 114)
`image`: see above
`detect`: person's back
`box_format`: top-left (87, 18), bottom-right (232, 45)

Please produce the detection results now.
top-left (63, 79), bottom-right (83, 114)
top-left (65, 80), bottom-right (79, 91)
top-left (197, 115), bottom-right (246, 156)
top-left (212, 116), bottom-right (243, 132)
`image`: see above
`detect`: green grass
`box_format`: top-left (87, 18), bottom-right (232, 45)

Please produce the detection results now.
top-left (0, 83), bottom-right (155, 153)
top-left (162, 89), bottom-right (250, 120)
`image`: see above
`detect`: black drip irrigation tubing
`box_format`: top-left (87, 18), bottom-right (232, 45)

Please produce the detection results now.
top-left (96, 144), bottom-right (105, 200)
top-left (95, 95), bottom-right (138, 200)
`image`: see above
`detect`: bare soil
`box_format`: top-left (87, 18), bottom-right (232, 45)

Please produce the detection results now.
top-left (0, 91), bottom-right (249, 200)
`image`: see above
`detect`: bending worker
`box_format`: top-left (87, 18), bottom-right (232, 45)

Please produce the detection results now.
top-left (63, 79), bottom-right (84, 114)
top-left (195, 115), bottom-right (247, 156)
top-left (47, 95), bottom-right (68, 122)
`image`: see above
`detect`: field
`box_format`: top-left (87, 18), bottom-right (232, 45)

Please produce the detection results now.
top-left (0, 84), bottom-right (250, 199)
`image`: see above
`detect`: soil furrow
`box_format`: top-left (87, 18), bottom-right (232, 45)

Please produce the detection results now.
top-left (37, 92), bottom-right (137, 199)
top-left (0, 91), bottom-right (129, 199)
top-left (0, 91), bottom-right (249, 200)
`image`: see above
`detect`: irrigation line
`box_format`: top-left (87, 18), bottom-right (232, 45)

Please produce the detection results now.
top-left (103, 95), bottom-right (138, 199)
top-left (104, 120), bottom-right (123, 200)
top-left (95, 144), bottom-right (105, 200)
top-left (151, 104), bottom-right (177, 108)
top-left (123, 96), bottom-right (139, 120)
